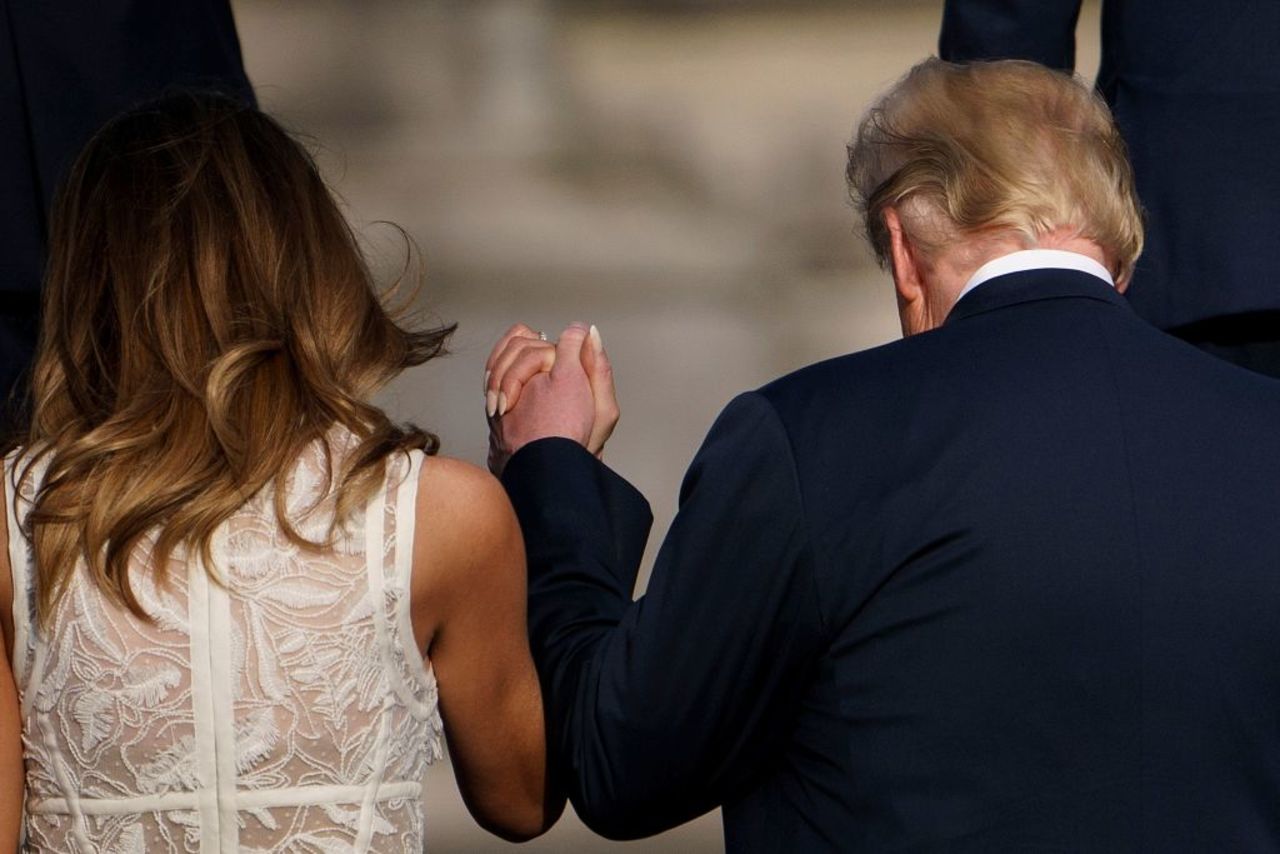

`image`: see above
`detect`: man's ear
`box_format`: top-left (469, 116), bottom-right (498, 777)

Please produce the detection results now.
top-left (885, 207), bottom-right (925, 309)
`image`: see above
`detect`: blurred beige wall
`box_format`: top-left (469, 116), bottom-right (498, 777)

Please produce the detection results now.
top-left (232, 1), bottom-right (1100, 850)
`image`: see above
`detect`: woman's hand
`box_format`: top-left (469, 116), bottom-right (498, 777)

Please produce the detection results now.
top-left (485, 322), bottom-right (619, 475)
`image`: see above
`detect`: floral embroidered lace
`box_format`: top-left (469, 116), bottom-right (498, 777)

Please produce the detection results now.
top-left (3, 433), bottom-right (444, 853)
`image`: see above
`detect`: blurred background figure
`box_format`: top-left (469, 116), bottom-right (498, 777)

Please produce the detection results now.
top-left (225, 1), bottom-right (1101, 850)
top-left (0, 0), bottom-right (254, 422)
top-left (941, 0), bottom-right (1280, 378)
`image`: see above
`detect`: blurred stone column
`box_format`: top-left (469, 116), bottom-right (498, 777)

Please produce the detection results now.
top-left (444, 0), bottom-right (563, 159)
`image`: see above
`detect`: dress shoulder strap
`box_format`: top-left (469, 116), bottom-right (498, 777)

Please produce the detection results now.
top-left (389, 448), bottom-right (425, 600)
top-left (365, 448), bottom-right (442, 728)
top-left (4, 450), bottom-right (40, 689)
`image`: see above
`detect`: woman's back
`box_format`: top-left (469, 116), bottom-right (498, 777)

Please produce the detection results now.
top-left (0, 91), bottom-right (555, 849)
top-left (5, 431), bottom-right (444, 852)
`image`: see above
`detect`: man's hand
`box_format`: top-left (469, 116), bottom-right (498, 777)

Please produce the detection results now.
top-left (485, 322), bottom-right (619, 475)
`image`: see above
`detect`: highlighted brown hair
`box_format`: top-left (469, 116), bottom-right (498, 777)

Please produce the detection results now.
top-left (9, 92), bottom-right (454, 623)
top-left (848, 58), bottom-right (1143, 285)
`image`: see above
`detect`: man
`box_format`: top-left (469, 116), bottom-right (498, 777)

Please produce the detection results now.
top-left (487, 59), bottom-right (1280, 850)
top-left (0, 0), bottom-right (254, 416)
top-left (940, 0), bottom-right (1280, 377)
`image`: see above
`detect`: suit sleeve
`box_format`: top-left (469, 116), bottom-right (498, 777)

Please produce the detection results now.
top-left (501, 391), bottom-right (827, 839)
top-left (939, 0), bottom-right (1085, 71)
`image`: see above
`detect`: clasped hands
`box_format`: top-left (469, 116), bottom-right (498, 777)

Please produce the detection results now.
top-left (485, 322), bottom-right (619, 475)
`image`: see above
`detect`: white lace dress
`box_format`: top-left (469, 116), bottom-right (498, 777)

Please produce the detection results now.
top-left (3, 435), bottom-right (444, 853)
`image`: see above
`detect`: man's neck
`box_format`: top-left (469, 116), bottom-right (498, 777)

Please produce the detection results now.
top-left (957, 247), bottom-right (1116, 302)
top-left (942, 233), bottom-right (1113, 312)
top-left (955, 232), bottom-right (1110, 290)
top-left (900, 231), bottom-right (1114, 336)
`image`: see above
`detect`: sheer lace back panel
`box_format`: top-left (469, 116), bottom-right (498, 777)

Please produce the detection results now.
top-left (3, 433), bottom-right (444, 853)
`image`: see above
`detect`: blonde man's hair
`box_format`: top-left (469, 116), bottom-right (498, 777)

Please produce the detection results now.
top-left (847, 58), bottom-right (1143, 285)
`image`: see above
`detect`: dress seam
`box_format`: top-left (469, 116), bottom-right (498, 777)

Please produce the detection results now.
top-left (27, 779), bottom-right (424, 815)
top-left (208, 530), bottom-right (240, 854)
top-left (356, 475), bottom-right (392, 852)
top-left (188, 558), bottom-right (222, 853)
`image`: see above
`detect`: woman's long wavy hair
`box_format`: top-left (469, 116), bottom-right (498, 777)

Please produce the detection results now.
top-left (7, 91), bottom-right (454, 625)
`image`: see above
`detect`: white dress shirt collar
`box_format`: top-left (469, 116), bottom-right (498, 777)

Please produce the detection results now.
top-left (957, 249), bottom-right (1115, 302)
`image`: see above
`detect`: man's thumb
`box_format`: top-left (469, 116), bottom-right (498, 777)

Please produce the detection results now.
top-left (550, 323), bottom-right (589, 379)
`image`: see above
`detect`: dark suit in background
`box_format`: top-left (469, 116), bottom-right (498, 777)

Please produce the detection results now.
top-left (0, 0), bottom-right (254, 414)
top-left (503, 269), bottom-right (1280, 850)
top-left (940, 1), bottom-right (1280, 376)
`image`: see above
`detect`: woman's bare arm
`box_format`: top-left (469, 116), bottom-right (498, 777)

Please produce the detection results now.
top-left (409, 455), bottom-right (562, 841)
top-left (0, 486), bottom-right (26, 852)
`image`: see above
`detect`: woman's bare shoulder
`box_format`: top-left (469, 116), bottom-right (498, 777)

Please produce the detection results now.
top-left (411, 455), bottom-right (525, 615)
top-left (416, 455), bottom-right (517, 544)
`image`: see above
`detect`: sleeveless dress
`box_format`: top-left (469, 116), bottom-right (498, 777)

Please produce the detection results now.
top-left (3, 433), bottom-right (444, 853)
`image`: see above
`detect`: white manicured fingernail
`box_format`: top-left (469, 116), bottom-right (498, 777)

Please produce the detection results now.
top-left (589, 324), bottom-right (602, 351)
top-left (497, 391), bottom-right (509, 417)
top-left (485, 390), bottom-right (498, 418)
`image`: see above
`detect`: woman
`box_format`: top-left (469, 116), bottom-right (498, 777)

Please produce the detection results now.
top-left (0, 92), bottom-right (559, 851)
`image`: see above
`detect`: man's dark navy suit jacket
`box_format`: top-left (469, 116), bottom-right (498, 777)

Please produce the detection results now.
top-left (503, 270), bottom-right (1280, 851)
top-left (939, 0), bottom-right (1280, 334)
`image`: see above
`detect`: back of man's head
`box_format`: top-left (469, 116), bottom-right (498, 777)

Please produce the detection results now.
top-left (847, 58), bottom-right (1144, 286)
